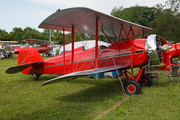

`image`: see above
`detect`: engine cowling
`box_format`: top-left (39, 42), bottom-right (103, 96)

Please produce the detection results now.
top-left (146, 34), bottom-right (163, 65)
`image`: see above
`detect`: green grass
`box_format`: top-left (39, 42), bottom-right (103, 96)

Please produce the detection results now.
top-left (0, 58), bottom-right (180, 120)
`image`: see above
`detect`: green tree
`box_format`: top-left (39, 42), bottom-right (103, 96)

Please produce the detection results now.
top-left (64, 32), bottom-right (88, 44)
top-left (53, 30), bottom-right (63, 44)
top-left (10, 27), bottom-right (24, 42)
top-left (0, 33), bottom-right (14, 41)
top-left (23, 27), bottom-right (41, 40)
top-left (150, 0), bottom-right (180, 42)
top-left (40, 29), bottom-right (51, 40)
top-left (111, 5), bottom-right (155, 27)
top-left (0, 29), bottom-right (8, 35)
top-left (0, 29), bottom-right (14, 41)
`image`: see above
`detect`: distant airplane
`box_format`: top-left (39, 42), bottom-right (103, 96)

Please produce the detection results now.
top-left (14, 39), bottom-right (56, 55)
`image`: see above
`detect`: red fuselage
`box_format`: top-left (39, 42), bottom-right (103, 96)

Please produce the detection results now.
top-left (21, 39), bottom-right (148, 75)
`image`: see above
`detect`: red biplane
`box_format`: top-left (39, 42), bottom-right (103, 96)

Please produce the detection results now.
top-left (14, 39), bottom-right (55, 55)
top-left (6, 7), bottom-right (171, 94)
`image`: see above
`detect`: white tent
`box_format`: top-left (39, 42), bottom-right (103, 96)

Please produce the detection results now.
top-left (59, 40), bottom-right (110, 54)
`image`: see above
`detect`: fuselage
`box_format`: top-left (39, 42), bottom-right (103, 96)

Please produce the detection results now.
top-left (33, 39), bottom-right (148, 75)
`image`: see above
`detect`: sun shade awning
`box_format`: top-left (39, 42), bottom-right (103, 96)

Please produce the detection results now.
top-left (38, 7), bottom-right (152, 37)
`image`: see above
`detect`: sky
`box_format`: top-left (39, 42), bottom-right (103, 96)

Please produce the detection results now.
top-left (1, 0), bottom-right (168, 33)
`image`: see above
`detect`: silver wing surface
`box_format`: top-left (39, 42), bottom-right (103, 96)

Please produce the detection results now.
top-left (38, 7), bottom-right (152, 37)
top-left (41, 64), bottom-right (126, 86)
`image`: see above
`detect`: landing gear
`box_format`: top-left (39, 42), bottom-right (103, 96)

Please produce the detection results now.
top-left (124, 80), bottom-right (141, 95)
top-left (34, 74), bottom-right (42, 81)
top-left (139, 74), bottom-right (152, 87)
top-left (123, 66), bottom-right (152, 95)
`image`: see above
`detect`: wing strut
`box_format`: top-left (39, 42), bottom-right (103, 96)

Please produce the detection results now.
top-left (63, 28), bottom-right (65, 75)
top-left (128, 26), bottom-right (136, 39)
top-left (142, 29), bottom-right (145, 38)
top-left (118, 26), bottom-right (123, 42)
top-left (130, 48), bottom-right (134, 80)
top-left (95, 18), bottom-right (98, 69)
top-left (121, 25), bottom-right (133, 45)
top-left (98, 18), bottom-right (118, 50)
top-left (72, 25), bottom-right (74, 72)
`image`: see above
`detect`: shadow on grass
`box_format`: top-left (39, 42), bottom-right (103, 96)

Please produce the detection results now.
top-left (9, 78), bottom-right (128, 120)
top-left (55, 78), bottom-right (127, 103)
top-left (16, 74), bottom-right (59, 82)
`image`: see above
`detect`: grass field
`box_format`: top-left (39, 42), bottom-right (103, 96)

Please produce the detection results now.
top-left (1, 57), bottom-right (180, 120)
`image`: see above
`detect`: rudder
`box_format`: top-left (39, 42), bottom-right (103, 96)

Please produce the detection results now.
top-left (18, 47), bottom-right (44, 74)
top-left (6, 47), bottom-right (44, 75)
top-left (18, 47), bottom-right (44, 65)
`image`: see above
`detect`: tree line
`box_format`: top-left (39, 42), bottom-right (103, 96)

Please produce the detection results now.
top-left (1, 0), bottom-right (180, 44)
top-left (111, 0), bottom-right (180, 42)
top-left (0, 27), bottom-right (91, 44)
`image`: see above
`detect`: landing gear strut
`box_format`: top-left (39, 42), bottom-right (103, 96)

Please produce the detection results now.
top-left (139, 74), bottom-right (152, 87)
top-left (34, 74), bottom-right (42, 81)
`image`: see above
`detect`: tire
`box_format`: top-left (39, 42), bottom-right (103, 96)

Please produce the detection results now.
top-left (139, 74), bottom-right (152, 87)
top-left (124, 80), bottom-right (141, 95)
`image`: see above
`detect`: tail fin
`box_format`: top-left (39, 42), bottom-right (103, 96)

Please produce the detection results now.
top-left (6, 47), bottom-right (44, 74)
top-left (18, 47), bottom-right (44, 65)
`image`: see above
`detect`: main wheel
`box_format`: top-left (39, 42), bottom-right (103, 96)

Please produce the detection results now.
top-left (139, 74), bottom-right (152, 87)
top-left (124, 80), bottom-right (141, 95)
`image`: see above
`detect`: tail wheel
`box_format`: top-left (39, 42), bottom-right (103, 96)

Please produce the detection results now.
top-left (139, 74), bottom-right (152, 87)
top-left (124, 80), bottom-right (141, 95)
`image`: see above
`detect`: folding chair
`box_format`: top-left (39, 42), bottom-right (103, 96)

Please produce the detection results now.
top-left (146, 66), bottom-right (159, 84)
top-left (146, 72), bottom-right (159, 84)
top-left (167, 65), bottom-right (180, 83)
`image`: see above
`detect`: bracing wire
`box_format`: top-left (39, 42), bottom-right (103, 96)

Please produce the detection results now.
top-left (102, 20), bottom-right (143, 66)
top-left (99, 18), bottom-right (130, 105)
top-left (74, 27), bottom-right (96, 71)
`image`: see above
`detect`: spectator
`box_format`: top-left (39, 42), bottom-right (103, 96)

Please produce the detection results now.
top-left (8, 51), bottom-right (13, 58)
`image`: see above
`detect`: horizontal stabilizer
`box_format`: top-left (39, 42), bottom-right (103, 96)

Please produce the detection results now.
top-left (6, 62), bottom-right (42, 74)
top-left (41, 64), bottom-right (126, 86)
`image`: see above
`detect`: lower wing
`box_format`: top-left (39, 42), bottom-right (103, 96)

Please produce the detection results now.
top-left (41, 64), bottom-right (126, 86)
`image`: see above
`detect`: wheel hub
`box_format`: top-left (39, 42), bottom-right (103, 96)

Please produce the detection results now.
top-left (127, 84), bottom-right (136, 93)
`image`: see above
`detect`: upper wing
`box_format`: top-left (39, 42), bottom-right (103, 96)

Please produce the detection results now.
top-left (41, 64), bottom-right (126, 86)
top-left (23, 39), bottom-right (57, 45)
top-left (38, 7), bottom-right (152, 37)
